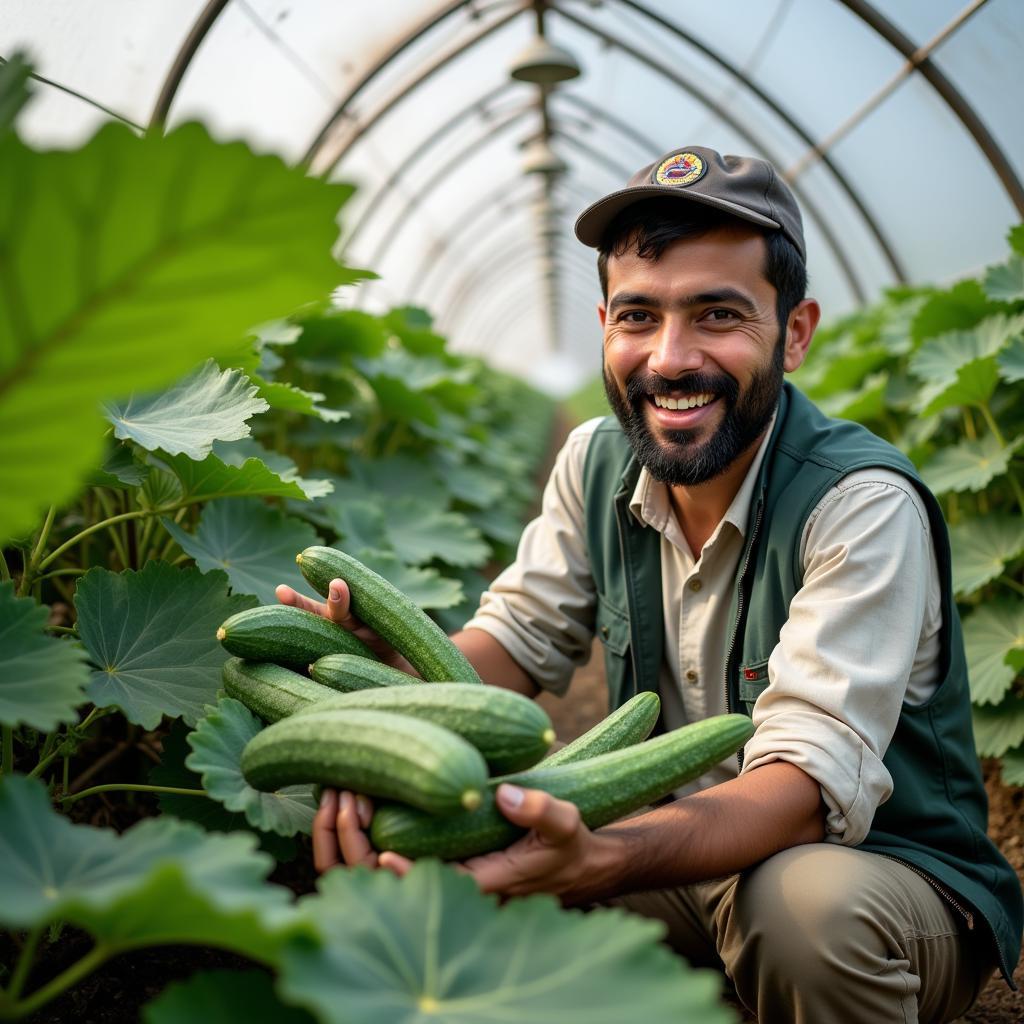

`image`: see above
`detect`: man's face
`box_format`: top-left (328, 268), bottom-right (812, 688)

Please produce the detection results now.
top-left (600, 225), bottom-right (792, 487)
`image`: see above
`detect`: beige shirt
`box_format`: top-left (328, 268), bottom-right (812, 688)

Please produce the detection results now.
top-left (465, 415), bottom-right (943, 846)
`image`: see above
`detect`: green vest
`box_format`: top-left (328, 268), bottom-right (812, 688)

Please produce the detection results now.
top-left (582, 382), bottom-right (1022, 985)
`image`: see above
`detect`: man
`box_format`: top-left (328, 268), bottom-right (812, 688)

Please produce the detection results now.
top-left (279, 146), bottom-right (1022, 1023)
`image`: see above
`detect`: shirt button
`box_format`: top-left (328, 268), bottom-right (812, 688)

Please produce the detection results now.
top-left (689, 579), bottom-right (703, 592)
top-left (600, 625), bottom-right (609, 638)
top-left (685, 669), bottom-right (699, 684)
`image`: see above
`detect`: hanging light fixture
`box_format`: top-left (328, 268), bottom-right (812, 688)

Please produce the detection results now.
top-left (509, 36), bottom-right (581, 84)
top-left (521, 136), bottom-right (567, 177)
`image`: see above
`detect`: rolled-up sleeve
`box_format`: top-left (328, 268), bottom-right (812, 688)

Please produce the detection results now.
top-left (740, 469), bottom-right (941, 846)
top-left (462, 420), bottom-right (601, 695)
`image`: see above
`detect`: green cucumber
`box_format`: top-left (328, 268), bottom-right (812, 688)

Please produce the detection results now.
top-left (539, 691), bottom-right (661, 767)
top-left (309, 653), bottom-right (419, 691)
top-left (241, 708), bottom-right (488, 816)
top-left (370, 713), bottom-right (754, 859)
top-left (292, 682), bottom-right (556, 773)
top-left (216, 603), bottom-right (378, 669)
top-left (296, 546), bottom-right (481, 684)
top-left (222, 658), bottom-right (340, 723)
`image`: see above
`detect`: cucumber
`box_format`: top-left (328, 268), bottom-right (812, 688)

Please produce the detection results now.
top-left (539, 692), bottom-right (661, 767)
top-left (296, 546), bottom-right (482, 684)
top-left (222, 658), bottom-right (339, 723)
top-left (217, 604), bottom-right (378, 669)
top-left (292, 682), bottom-right (556, 773)
top-left (309, 653), bottom-right (419, 692)
top-left (370, 713), bottom-right (754, 859)
top-left (241, 708), bottom-right (488, 815)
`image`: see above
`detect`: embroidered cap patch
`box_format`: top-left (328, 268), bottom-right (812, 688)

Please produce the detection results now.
top-left (654, 152), bottom-right (706, 186)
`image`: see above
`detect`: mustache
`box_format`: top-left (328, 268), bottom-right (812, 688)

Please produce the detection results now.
top-left (624, 371), bottom-right (738, 404)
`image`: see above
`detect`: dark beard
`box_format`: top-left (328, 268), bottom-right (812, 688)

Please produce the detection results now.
top-left (603, 343), bottom-right (784, 486)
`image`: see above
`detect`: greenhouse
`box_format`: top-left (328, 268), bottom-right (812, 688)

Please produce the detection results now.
top-left (1, 1), bottom-right (1022, 1021)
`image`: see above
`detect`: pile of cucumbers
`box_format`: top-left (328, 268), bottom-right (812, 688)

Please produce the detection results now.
top-left (218, 545), bottom-right (755, 860)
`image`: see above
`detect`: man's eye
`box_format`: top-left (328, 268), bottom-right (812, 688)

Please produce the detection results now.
top-left (705, 308), bottom-right (738, 321)
top-left (620, 310), bottom-right (652, 323)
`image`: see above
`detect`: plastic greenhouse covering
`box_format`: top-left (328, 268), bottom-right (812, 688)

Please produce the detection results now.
top-left (3, 0), bottom-right (1023, 396)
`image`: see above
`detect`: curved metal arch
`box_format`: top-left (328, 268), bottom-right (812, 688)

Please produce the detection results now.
top-left (600, 0), bottom-right (905, 282)
top-left (834, 0), bottom-right (1023, 215)
top-left (149, 0), bottom-right (231, 131)
top-left (550, 5), bottom-right (873, 301)
top-left (342, 80), bottom-right (518, 250)
top-left (310, 3), bottom-right (524, 177)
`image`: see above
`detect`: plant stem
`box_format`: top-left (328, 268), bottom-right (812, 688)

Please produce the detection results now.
top-left (0, 548), bottom-right (10, 583)
top-left (60, 783), bottom-right (209, 807)
top-left (62, 756), bottom-right (69, 794)
top-left (6, 927), bottom-right (42, 1002)
top-left (28, 507), bottom-right (57, 571)
top-left (94, 490), bottom-right (130, 570)
top-left (35, 568), bottom-right (87, 583)
top-left (36, 502), bottom-right (192, 574)
top-left (1, 727), bottom-right (13, 777)
top-left (1, 943), bottom-right (110, 1020)
top-left (78, 706), bottom-right (114, 732)
top-left (44, 625), bottom-right (77, 636)
top-left (27, 747), bottom-right (63, 780)
top-left (976, 403), bottom-right (1024, 517)
top-left (1001, 576), bottom-right (1024, 598)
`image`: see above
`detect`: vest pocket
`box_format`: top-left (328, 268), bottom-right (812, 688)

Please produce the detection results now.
top-left (595, 594), bottom-right (631, 657)
top-left (738, 658), bottom-right (770, 707)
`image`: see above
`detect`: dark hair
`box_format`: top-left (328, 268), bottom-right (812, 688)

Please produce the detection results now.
top-left (596, 198), bottom-right (808, 329)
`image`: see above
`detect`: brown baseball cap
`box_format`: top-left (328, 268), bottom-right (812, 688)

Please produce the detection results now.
top-left (574, 145), bottom-right (805, 261)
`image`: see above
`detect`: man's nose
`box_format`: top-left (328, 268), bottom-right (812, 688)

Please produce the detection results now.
top-left (648, 322), bottom-right (704, 380)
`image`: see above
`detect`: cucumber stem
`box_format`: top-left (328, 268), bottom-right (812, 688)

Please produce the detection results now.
top-left (1, 943), bottom-right (110, 1020)
top-left (461, 789), bottom-right (482, 811)
top-left (60, 783), bottom-right (209, 807)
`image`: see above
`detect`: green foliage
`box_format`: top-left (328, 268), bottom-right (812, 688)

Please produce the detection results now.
top-left (791, 228), bottom-right (1024, 782)
top-left (280, 860), bottom-right (735, 1024)
top-left (143, 970), bottom-right (316, 1024)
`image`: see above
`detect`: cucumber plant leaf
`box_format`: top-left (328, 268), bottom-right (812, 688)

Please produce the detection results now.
top-left (327, 499), bottom-right (390, 554)
top-left (151, 720), bottom-right (298, 861)
top-left (911, 280), bottom-right (999, 343)
top-left (949, 517), bottom-right (1024, 596)
top-left (186, 698), bottom-right (318, 837)
top-left (162, 499), bottom-right (321, 604)
top-left (962, 601), bottom-right (1024, 705)
top-left (143, 970), bottom-right (316, 1024)
top-left (984, 255), bottom-right (1024, 303)
top-left (1010, 225), bottom-right (1024, 257)
top-left (971, 697), bottom-right (1024, 758)
top-left (160, 453), bottom-right (308, 504)
top-left (384, 497), bottom-right (490, 568)
top-left (212, 438), bottom-right (334, 500)
top-left (75, 562), bottom-right (256, 729)
top-left (429, 448), bottom-right (507, 509)
top-left (279, 860), bottom-right (732, 1024)
top-left (0, 775), bottom-right (307, 964)
top-left (0, 52), bottom-right (33, 137)
top-left (88, 442), bottom-right (152, 489)
top-left (1001, 744), bottom-right (1024, 787)
top-left (916, 356), bottom-right (1000, 416)
top-left (346, 454), bottom-right (449, 506)
top-left (998, 336), bottom-right (1024, 384)
top-left (383, 306), bottom-right (448, 357)
top-left (0, 581), bottom-right (91, 731)
top-left (292, 309), bottom-right (390, 359)
top-left (920, 433), bottom-right (1024, 495)
top-left (355, 549), bottom-right (464, 609)
top-left (909, 314), bottom-right (1024, 384)
top-left (0, 121), bottom-right (350, 543)
top-left (104, 360), bottom-right (269, 459)
top-left (251, 376), bottom-right (348, 422)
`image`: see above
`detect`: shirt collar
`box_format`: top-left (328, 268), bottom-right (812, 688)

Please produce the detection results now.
top-left (628, 410), bottom-right (777, 539)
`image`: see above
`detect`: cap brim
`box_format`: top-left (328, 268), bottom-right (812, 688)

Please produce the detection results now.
top-left (574, 185), bottom-right (781, 247)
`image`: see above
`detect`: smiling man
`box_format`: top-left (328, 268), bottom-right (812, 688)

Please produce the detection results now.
top-left (290, 146), bottom-right (1022, 1024)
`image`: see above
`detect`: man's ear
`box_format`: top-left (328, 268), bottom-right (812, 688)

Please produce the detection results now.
top-left (783, 298), bottom-right (820, 373)
top-left (597, 302), bottom-right (608, 328)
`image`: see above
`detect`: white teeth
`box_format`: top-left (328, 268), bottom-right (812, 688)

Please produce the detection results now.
top-left (653, 394), bottom-right (713, 410)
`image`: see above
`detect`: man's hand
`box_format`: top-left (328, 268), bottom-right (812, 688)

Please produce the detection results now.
top-left (312, 788), bottom-right (413, 875)
top-left (275, 579), bottom-right (416, 674)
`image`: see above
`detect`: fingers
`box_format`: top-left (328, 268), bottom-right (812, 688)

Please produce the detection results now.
top-left (377, 851), bottom-right (414, 877)
top-left (336, 790), bottom-right (378, 867)
top-left (324, 578), bottom-right (354, 626)
top-left (275, 584), bottom-right (327, 617)
top-left (494, 784), bottom-right (581, 845)
top-left (312, 789), bottom-right (342, 873)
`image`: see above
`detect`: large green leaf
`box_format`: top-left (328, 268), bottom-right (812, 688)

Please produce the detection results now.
top-left (346, 454), bottom-right (448, 506)
top-left (963, 602), bottom-right (1024, 705)
top-left (292, 309), bottom-right (390, 359)
top-left (187, 698), bottom-right (317, 837)
top-left (383, 306), bottom-right (448, 357)
top-left (327, 499), bottom-right (391, 553)
top-left (972, 697), bottom-right (1024, 758)
top-left (984, 255), bottom-right (1024, 303)
top-left (0, 581), bottom-right (91, 730)
top-left (280, 861), bottom-right (732, 1024)
top-left (916, 356), bottom-right (1000, 415)
top-left (251, 375), bottom-right (347, 422)
top-left (355, 549), bottom-right (464, 609)
top-left (0, 53), bottom-right (33, 138)
top-left (88, 442), bottom-right (152, 489)
top-left (104, 360), bottom-right (268, 459)
top-left (429, 448), bottom-right (508, 509)
top-left (162, 499), bottom-right (321, 604)
top-left (0, 121), bottom-right (352, 543)
top-left (0, 775), bottom-right (307, 964)
top-left (1010, 225), bottom-right (1024, 257)
top-left (949, 517), bottom-right (1024, 596)
top-left (143, 970), bottom-right (316, 1024)
top-left (385, 498), bottom-right (490, 568)
top-left (75, 562), bottom-right (256, 728)
top-left (911, 280), bottom-right (999, 343)
top-left (920, 433), bottom-right (1024, 495)
top-left (151, 720), bottom-right (298, 861)
top-left (159, 453), bottom-right (309, 503)
top-left (909, 314), bottom-right (1024, 383)
top-left (212, 438), bottom-right (333, 500)
top-left (1001, 745), bottom-right (1024, 787)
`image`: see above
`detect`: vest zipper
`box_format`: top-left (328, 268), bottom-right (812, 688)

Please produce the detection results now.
top-left (723, 498), bottom-right (765, 771)
top-left (878, 854), bottom-right (975, 931)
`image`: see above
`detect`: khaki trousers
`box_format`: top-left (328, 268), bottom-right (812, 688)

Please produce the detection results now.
top-left (604, 844), bottom-right (993, 1024)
